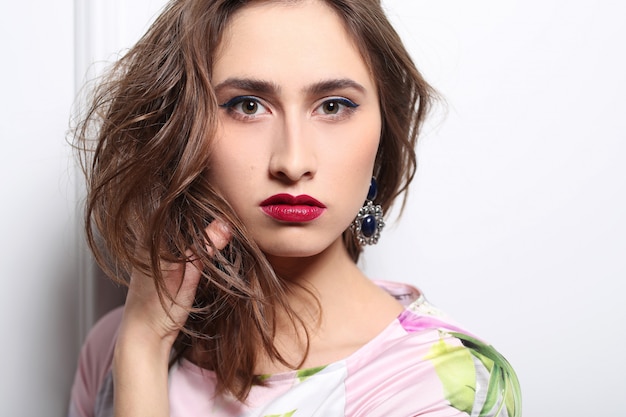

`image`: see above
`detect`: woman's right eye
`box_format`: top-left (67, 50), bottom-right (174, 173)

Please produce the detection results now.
top-left (219, 96), bottom-right (269, 119)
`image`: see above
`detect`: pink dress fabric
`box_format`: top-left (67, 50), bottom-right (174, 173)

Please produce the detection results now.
top-left (68, 281), bottom-right (520, 417)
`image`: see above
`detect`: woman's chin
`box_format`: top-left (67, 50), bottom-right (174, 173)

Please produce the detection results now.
top-left (261, 236), bottom-right (346, 265)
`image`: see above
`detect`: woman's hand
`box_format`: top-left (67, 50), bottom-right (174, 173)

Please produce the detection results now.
top-left (113, 220), bottom-right (231, 417)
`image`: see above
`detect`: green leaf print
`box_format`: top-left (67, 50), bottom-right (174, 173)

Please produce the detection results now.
top-left (424, 337), bottom-right (478, 414)
top-left (256, 373), bottom-right (272, 383)
top-left (263, 410), bottom-right (296, 417)
top-left (426, 332), bottom-right (522, 417)
top-left (295, 365), bottom-right (327, 382)
top-left (450, 332), bottom-right (522, 417)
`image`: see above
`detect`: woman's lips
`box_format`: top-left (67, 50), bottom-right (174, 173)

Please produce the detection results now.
top-left (260, 194), bottom-right (326, 222)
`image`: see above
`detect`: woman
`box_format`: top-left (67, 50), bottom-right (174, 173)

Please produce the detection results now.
top-left (70, 0), bottom-right (521, 416)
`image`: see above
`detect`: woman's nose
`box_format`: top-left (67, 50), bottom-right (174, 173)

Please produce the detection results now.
top-left (269, 118), bottom-right (317, 183)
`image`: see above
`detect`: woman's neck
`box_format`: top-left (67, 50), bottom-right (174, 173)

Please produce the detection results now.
top-left (255, 238), bottom-right (404, 374)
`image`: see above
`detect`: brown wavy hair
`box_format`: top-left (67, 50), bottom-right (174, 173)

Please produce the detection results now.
top-left (74, 0), bottom-right (435, 401)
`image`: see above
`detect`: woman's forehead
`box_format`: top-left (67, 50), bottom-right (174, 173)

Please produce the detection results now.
top-left (212, 0), bottom-right (373, 91)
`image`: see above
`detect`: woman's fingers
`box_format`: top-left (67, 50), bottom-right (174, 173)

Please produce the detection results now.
top-left (185, 218), bottom-right (231, 280)
top-left (163, 219), bottom-right (232, 324)
top-left (123, 219), bottom-right (232, 344)
top-left (174, 219), bottom-right (232, 309)
top-left (205, 219), bottom-right (232, 253)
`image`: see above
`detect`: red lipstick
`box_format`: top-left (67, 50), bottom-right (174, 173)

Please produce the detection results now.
top-left (260, 194), bottom-right (326, 222)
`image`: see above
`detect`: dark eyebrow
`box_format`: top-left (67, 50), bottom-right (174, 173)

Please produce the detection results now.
top-left (214, 77), bottom-right (366, 97)
top-left (305, 78), bottom-right (367, 96)
top-left (214, 78), bottom-right (280, 96)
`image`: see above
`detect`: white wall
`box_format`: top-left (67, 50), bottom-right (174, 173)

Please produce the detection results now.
top-left (0, 1), bottom-right (166, 415)
top-left (364, 1), bottom-right (626, 416)
top-left (0, 1), bottom-right (78, 416)
top-left (1, 0), bottom-right (623, 415)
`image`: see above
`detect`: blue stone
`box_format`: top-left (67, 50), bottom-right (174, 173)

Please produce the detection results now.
top-left (367, 178), bottom-right (378, 201)
top-left (361, 215), bottom-right (377, 238)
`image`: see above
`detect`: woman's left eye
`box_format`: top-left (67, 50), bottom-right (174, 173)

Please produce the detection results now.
top-left (314, 98), bottom-right (359, 117)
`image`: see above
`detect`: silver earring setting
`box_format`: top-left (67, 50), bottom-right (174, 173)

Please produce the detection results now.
top-left (351, 177), bottom-right (385, 245)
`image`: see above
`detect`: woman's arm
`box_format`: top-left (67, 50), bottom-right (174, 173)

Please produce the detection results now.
top-left (112, 221), bottom-right (231, 417)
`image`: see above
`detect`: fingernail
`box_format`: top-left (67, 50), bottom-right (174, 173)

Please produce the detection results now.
top-left (216, 220), bottom-right (231, 236)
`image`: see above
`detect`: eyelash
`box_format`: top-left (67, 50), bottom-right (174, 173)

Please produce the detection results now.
top-left (315, 97), bottom-right (359, 119)
top-left (219, 95), bottom-right (268, 121)
top-left (218, 96), bottom-right (360, 121)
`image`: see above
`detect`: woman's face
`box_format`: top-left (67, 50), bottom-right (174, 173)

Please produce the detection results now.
top-left (209, 0), bottom-right (381, 259)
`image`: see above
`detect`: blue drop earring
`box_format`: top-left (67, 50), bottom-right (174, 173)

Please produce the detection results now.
top-left (351, 177), bottom-right (385, 245)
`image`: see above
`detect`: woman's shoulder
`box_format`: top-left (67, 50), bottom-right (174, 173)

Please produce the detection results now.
top-left (78, 306), bottom-right (124, 379)
top-left (69, 307), bottom-right (123, 417)
top-left (400, 302), bottom-right (521, 416)
top-left (347, 280), bottom-right (522, 416)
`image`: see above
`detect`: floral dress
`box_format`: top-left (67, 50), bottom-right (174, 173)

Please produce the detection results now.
top-left (68, 281), bottom-right (521, 417)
